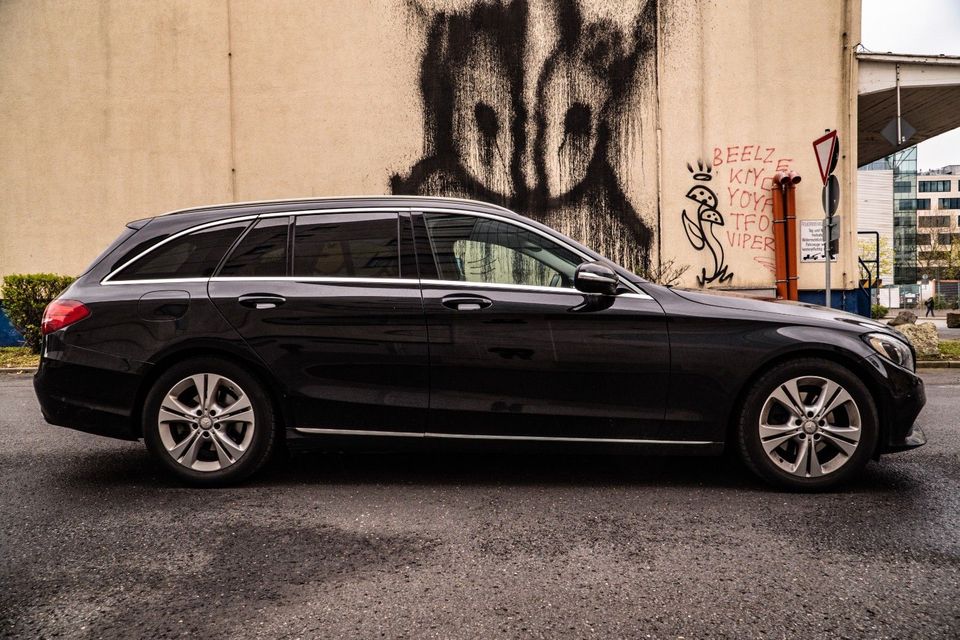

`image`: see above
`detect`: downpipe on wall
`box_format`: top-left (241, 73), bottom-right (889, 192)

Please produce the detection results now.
top-left (772, 171), bottom-right (801, 301)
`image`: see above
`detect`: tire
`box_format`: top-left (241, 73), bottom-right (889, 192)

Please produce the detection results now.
top-left (736, 358), bottom-right (879, 491)
top-left (143, 357), bottom-right (277, 486)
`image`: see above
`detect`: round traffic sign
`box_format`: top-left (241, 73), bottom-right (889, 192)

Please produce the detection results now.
top-left (821, 174), bottom-right (839, 216)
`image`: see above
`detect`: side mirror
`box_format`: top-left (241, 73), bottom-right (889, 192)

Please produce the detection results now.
top-left (574, 262), bottom-right (620, 296)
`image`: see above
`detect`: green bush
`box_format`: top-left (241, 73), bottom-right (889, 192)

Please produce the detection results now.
top-left (1, 274), bottom-right (76, 353)
top-left (871, 304), bottom-right (889, 320)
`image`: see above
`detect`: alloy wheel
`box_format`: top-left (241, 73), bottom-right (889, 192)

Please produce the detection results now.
top-left (758, 375), bottom-right (862, 479)
top-left (157, 373), bottom-right (256, 472)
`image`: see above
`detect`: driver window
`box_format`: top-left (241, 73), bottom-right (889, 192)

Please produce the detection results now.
top-left (423, 214), bottom-right (581, 288)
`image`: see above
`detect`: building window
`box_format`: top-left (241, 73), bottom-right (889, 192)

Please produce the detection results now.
top-left (916, 234), bottom-right (932, 246)
top-left (898, 199), bottom-right (930, 210)
top-left (919, 180), bottom-right (951, 192)
top-left (918, 215), bottom-right (950, 228)
top-left (939, 198), bottom-right (960, 209)
top-left (936, 232), bottom-right (960, 245)
top-left (894, 181), bottom-right (913, 193)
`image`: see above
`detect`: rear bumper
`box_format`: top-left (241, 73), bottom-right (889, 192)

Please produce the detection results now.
top-left (33, 343), bottom-right (148, 441)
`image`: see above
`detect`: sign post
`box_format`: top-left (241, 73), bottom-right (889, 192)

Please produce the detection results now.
top-left (813, 129), bottom-right (839, 308)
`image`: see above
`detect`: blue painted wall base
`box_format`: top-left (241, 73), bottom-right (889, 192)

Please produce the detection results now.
top-left (0, 307), bottom-right (25, 347)
top-left (797, 289), bottom-right (871, 317)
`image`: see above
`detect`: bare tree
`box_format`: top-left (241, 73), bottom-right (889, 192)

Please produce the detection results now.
top-left (640, 258), bottom-right (691, 287)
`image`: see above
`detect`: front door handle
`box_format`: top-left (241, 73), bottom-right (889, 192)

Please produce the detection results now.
top-left (238, 294), bottom-right (286, 310)
top-left (441, 294), bottom-right (492, 311)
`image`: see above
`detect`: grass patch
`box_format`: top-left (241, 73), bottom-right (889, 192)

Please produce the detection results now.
top-left (0, 346), bottom-right (38, 368)
top-left (940, 339), bottom-right (960, 360)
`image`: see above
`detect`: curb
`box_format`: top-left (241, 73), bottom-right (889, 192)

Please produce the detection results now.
top-left (917, 361), bottom-right (960, 369)
top-left (0, 367), bottom-right (36, 374)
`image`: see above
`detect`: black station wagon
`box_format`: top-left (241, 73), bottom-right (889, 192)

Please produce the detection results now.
top-left (34, 196), bottom-right (925, 489)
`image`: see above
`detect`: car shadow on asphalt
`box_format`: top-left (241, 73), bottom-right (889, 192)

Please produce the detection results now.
top-left (53, 444), bottom-right (926, 496)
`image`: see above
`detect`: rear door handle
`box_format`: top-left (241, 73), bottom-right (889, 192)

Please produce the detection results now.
top-left (238, 294), bottom-right (286, 310)
top-left (441, 294), bottom-right (492, 311)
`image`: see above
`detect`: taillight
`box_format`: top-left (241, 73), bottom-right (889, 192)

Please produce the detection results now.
top-left (41, 299), bottom-right (90, 335)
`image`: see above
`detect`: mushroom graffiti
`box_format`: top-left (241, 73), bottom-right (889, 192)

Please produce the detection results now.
top-left (681, 161), bottom-right (734, 286)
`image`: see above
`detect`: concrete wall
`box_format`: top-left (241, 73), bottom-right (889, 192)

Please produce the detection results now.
top-left (0, 0), bottom-right (861, 293)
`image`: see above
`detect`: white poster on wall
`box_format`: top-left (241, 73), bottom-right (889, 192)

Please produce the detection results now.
top-left (800, 219), bottom-right (837, 263)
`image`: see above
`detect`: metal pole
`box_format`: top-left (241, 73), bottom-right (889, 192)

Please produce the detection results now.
top-left (895, 64), bottom-right (902, 145)
top-left (824, 128), bottom-right (832, 309)
top-left (824, 213), bottom-right (832, 308)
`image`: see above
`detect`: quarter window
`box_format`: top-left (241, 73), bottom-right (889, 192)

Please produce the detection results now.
top-left (422, 214), bottom-right (581, 288)
top-left (219, 217), bottom-right (290, 277)
top-left (111, 221), bottom-right (249, 281)
top-left (293, 213), bottom-right (400, 278)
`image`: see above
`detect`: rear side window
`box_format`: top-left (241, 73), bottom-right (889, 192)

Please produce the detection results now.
top-left (219, 217), bottom-right (290, 277)
top-left (110, 221), bottom-right (248, 281)
top-left (294, 213), bottom-right (399, 278)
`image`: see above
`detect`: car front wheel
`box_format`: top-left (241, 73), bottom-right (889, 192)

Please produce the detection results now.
top-left (143, 357), bottom-right (277, 486)
top-left (737, 358), bottom-right (879, 490)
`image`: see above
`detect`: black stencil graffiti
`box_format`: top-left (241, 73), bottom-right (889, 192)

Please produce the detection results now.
top-left (390, 0), bottom-right (657, 273)
top-left (681, 160), bottom-right (734, 286)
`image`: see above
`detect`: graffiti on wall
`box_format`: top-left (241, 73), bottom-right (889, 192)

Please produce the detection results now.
top-left (390, 0), bottom-right (658, 273)
top-left (681, 161), bottom-right (733, 285)
top-left (681, 146), bottom-right (794, 285)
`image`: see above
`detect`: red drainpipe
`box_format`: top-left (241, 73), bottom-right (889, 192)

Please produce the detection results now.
top-left (773, 171), bottom-right (802, 300)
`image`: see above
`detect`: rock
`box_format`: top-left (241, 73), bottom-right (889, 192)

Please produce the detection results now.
top-left (948, 312), bottom-right (960, 329)
top-left (893, 322), bottom-right (939, 359)
top-left (887, 310), bottom-right (917, 326)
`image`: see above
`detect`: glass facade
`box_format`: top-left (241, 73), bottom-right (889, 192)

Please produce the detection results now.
top-left (890, 147), bottom-right (918, 284)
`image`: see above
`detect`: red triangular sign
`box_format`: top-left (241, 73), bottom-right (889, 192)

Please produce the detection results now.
top-left (812, 130), bottom-right (838, 185)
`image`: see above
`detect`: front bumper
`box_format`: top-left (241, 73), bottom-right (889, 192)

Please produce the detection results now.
top-left (864, 354), bottom-right (927, 454)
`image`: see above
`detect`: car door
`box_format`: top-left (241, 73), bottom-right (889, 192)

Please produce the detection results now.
top-left (208, 210), bottom-right (429, 434)
top-left (413, 211), bottom-right (670, 441)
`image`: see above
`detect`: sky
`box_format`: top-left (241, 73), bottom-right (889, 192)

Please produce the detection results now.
top-left (861, 0), bottom-right (960, 170)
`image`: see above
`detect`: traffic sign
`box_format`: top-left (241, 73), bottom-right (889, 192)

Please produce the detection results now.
top-left (821, 174), bottom-right (839, 216)
top-left (812, 130), bottom-right (839, 185)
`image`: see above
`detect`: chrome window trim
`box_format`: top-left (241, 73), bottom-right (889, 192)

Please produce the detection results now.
top-left (420, 279), bottom-right (595, 296)
top-left (294, 427), bottom-right (716, 446)
top-left (101, 277), bottom-right (212, 286)
top-left (100, 205), bottom-right (651, 299)
top-left (209, 276), bottom-right (422, 286)
top-left (102, 275), bottom-right (653, 300)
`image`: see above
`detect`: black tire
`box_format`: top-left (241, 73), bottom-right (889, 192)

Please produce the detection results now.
top-left (143, 357), bottom-right (277, 486)
top-left (736, 358), bottom-right (879, 491)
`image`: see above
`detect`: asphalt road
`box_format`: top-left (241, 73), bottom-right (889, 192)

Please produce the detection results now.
top-left (1, 372), bottom-right (958, 639)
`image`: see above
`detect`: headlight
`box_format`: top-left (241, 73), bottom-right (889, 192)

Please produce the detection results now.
top-left (863, 332), bottom-right (915, 371)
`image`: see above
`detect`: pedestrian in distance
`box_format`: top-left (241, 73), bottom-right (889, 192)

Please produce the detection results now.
top-left (925, 297), bottom-right (935, 317)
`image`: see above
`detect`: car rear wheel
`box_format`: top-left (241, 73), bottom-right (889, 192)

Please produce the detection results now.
top-left (737, 358), bottom-right (879, 490)
top-left (143, 357), bottom-right (276, 486)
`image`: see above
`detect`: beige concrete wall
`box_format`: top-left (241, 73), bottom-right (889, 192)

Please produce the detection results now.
top-left (659, 0), bottom-right (860, 290)
top-left (0, 0), bottom-right (861, 293)
top-left (0, 0), bottom-right (234, 276)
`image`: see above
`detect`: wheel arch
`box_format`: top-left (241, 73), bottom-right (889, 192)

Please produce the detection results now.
top-left (723, 345), bottom-right (889, 457)
top-left (132, 340), bottom-right (290, 439)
